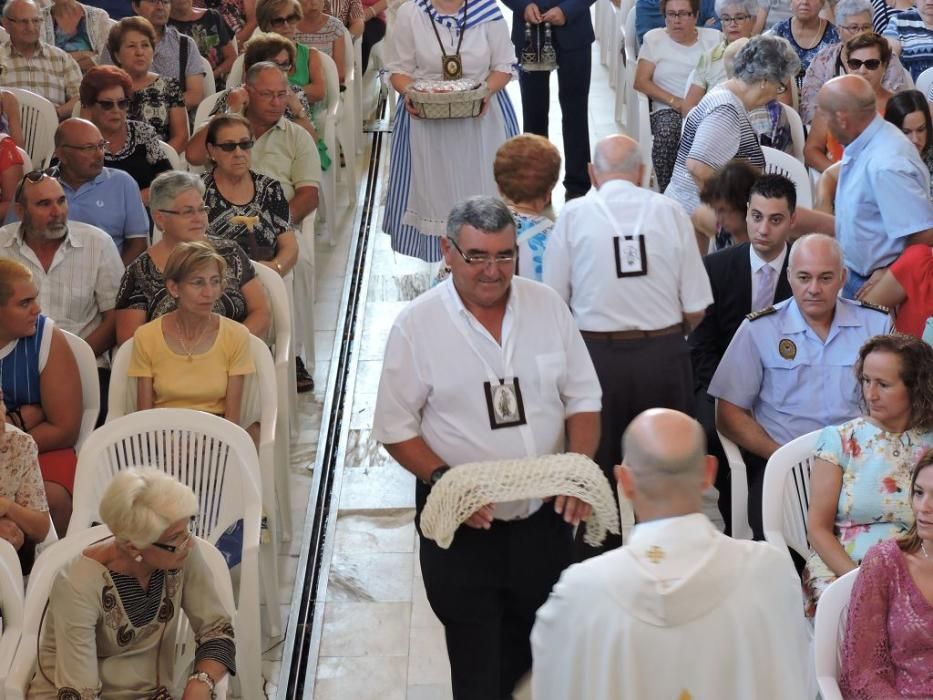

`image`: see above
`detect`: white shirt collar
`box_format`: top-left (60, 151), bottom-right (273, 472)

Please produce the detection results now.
top-left (749, 243), bottom-right (788, 275)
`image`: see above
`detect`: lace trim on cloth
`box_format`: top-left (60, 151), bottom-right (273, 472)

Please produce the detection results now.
top-left (56, 689), bottom-right (96, 700)
top-left (420, 453), bottom-right (621, 548)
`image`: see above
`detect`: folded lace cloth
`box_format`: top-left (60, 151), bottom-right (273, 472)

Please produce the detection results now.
top-left (420, 453), bottom-right (621, 549)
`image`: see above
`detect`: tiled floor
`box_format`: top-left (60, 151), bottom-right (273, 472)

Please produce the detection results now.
top-left (267, 20), bottom-right (642, 699)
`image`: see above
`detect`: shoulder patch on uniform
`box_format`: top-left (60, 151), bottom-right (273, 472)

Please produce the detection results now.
top-left (746, 306), bottom-right (777, 321)
top-left (858, 300), bottom-right (891, 314)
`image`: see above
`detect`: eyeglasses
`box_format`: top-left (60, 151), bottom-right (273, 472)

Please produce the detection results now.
top-left (665, 10), bottom-right (695, 19)
top-left (840, 23), bottom-right (873, 33)
top-left (211, 139), bottom-right (255, 152)
top-left (447, 237), bottom-right (516, 266)
top-left (270, 13), bottom-right (300, 26)
top-left (140, 0), bottom-right (172, 5)
top-left (5, 17), bottom-right (43, 25)
top-left (274, 59), bottom-right (293, 71)
top-left (14, 168), bottom-right (57, 203)
top-left (251, 89), bottom-right (289, 101)
top-left (96, 98), bottom-right (130, 111)
top-left (61, 140), bottom-right (109, 152)
top-left (719, 13), bottom-right (750, 23)
top-left (158, 206), bottom-right (210, 217)
top-left (847, 57), bottom-right (883, 70)
top-left (151, 529), bottom-right (193, 553)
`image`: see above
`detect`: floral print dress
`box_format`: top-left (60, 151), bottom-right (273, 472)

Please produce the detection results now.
top-left (802, 416), bottom-right (933, 616)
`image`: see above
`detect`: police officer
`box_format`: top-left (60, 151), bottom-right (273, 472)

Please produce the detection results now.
top-left (709, 233), bottom-right (892, 539)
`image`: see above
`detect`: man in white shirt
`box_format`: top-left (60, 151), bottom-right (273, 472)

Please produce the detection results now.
top-left (543, 134), bottom-right (712, 557)
top-left (531, 408), bottom-right (810, 700)
top-left (374, 196), bottom-right (602, 699)
top-left (0, 173), bottom-right (124, 416)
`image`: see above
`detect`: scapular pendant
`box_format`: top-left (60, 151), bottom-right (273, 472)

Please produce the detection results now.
top-left (442, 53), bottom-right (463, 79)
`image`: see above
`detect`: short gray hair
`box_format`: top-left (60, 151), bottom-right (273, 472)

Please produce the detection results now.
top-left (149, 170), bottom-right (205, 213)
top-left (835, 0), bottom-right (872, 25)
top-left (246, 60), bottom-right (283, 86)
top-left (2, 0), bottom-right (38, 19)
top-left (592, 142), bottom-right (643, 175)
top-left (714, 0), bottom-right (757, 18)
top-left (99, 469), bottom-right (198, 548)
top-left (446, 196), bottom-right (515, 242)
top-left (733, 34), bottom-right (801, 85)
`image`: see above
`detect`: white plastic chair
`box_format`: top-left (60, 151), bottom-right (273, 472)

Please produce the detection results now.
top-left (782, 103), bottom-right (806, 163)
top-left (715, 411), bottom-right (753, 540)
top-left (60, 330), bottom-right (100, 453)
top-left (762, 146), bottom-right (814, 208)
top-left (62, 413), bottom-right (266, 695)
top-left (104, 341), bottom-right (283, 636)
top-left (158, 139), bottom-right (182, 170)
top-left (4, 525), bottom-right (234, 700)
top-left (622, 7), bottom-right (638, 134)
top-left (0, 539), bottom-right (24, 696)
top-left (6, 88), bottom-right (57, 170)
top-left (813, 567), bottom-right (859, 700)
top-left (200, 55), bottom-right (217, 97)
top-left (192, 92), bottom-right (224, 133)
top-left (761, 429), bottom-right (821, 561)
top-left (916, 65), bottom-right (933, 100)
top-left (15, 147), bottom-right (32, 173)
top-left (352, 35), bottom-right (364, 153)
top-left (252, 263), bottom-right (294, 541)
top-left (292, 214), bottom-right (318, 399)
top-left (226, 54), bottom-right (245, 89)
top-left (337, 26), bottom-right (360, 198)
top-left (316, 51), bottom-right (342, 245)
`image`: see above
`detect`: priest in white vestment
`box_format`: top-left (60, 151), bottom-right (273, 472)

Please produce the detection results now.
top-left (531, 408), bottom-right (810, 700)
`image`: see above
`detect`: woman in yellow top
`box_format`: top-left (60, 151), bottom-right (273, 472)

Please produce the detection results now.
top-left (128, 241), bottom-right (255, 424)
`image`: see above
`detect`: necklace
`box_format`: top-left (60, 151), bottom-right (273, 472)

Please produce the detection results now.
top-left (922, 540), bottom-right (931, 560)
top-left (174, 313), bottom-right (212, 361)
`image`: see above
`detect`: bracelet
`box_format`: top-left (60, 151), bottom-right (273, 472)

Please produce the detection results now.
top-left (274, 260), bottom-right (283, 274)
top-left (187, 671), bottom-right (216, 698)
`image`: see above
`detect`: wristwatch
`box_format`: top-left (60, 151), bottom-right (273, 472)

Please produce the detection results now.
top-left (424, 465), bottom-right (451, 487)
top-left (187, 671), bottom-right (216, 698)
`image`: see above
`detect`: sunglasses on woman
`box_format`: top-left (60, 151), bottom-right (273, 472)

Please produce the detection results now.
top-left (847, 58), bottom-right (882, 71)
top-left (97, 98), bottom-right (131, 111)
top-left (270, 13), bottom-right (300, 26)
top-left (212, 140), bottom-right (256, 152)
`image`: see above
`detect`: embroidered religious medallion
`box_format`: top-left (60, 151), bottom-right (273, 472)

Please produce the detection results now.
top-left (483, 378), bottom-right (527, 430)
top-left (778, 338), bottom-right (797, 360)
top-left (442, 53), bottom-right (463, 79)
top-left (646, 545), bottom-right (665, 564)
top-left (613, 235), bottom-right (648, 277)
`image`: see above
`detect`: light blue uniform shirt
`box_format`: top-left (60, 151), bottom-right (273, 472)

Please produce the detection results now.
top-left (5, 168), bottom-right (149, 253)
top-left (708, 297), bottom-right (892, 446)
top-left (835, 115), bottom-right (933, 277)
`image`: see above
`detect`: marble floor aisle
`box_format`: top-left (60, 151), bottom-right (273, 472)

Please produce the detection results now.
top-left (305, 39), bottom-right (626, 700)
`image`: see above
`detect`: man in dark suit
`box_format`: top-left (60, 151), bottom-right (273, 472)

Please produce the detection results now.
top-left (688, 173), bottom-right (797, 533)
top-left (501, 0), bottom-right (596, 199)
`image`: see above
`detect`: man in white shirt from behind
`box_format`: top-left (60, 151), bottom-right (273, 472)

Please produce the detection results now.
top-left (531, 408), bottom-right (810, 700)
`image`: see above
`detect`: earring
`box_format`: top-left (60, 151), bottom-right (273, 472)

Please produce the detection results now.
top-left (134, 554), bottom-right (143, 563)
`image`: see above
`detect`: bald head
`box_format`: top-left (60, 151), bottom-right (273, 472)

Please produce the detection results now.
top-left (818, 74), bottom-right (876, 114)
top-left (623, 409), bottom-right (706, 484)
top-left (2, 0), bottom-right (38, 19)
top-left (788, 233), bottom-right (844, 272)
top-left (590, 134), bottom-right (643, 186)
top-left (54, 118), bottom-right (101, 148)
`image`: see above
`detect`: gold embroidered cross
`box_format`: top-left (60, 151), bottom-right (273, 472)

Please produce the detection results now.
top-left (646, 545), bottom-right (665, 564)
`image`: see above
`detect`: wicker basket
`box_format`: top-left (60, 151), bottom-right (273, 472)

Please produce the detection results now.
top-left (407, 80), bottom-right (489, 120)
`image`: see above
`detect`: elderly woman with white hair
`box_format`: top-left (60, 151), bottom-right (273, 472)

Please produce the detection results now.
top-left (799, 0), bottom-right (909, 124)
top-left (27, 469), bottom-right (235, 700)
top-left (665, 35), bottom-right (800, 218)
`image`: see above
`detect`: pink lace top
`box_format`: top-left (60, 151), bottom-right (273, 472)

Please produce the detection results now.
top-left (839, 539), bottom-right (933, 699)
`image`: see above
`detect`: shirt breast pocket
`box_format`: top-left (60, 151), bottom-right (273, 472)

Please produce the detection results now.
top-left (761, 355), bottom-right (810, 412)
top-left (535, 352), bottom-right (566, 400)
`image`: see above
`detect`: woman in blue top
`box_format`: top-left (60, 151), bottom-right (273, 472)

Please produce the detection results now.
top-left (769, 0), bottom-right (839, 90)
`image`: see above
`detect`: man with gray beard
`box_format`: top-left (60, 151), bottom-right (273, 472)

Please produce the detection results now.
top-left (0, 172), bottom-right (124, 418)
